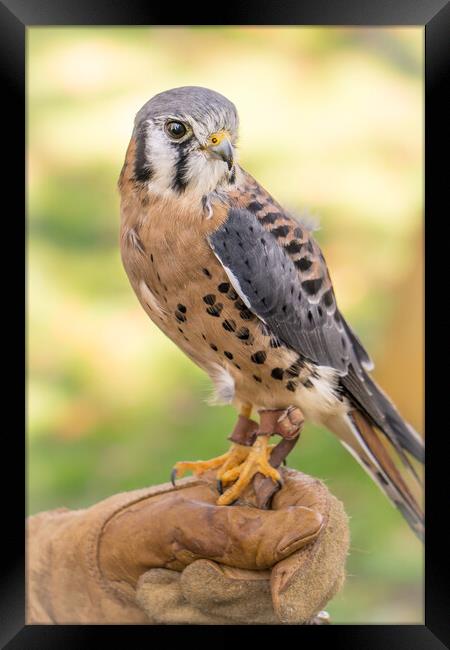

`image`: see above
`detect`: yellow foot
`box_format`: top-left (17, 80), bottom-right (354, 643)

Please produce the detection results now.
top-left (217, 435), bottom-right (281, 506)
top-left (171, 443), bottom-right (251, 484)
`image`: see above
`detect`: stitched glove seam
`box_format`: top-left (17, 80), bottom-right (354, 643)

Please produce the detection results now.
top-left (89, 478), bottom-right (203, 605)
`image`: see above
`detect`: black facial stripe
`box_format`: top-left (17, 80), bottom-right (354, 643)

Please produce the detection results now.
top-left (172, 144), bottom-right (191, 193)
top-left (134, 123), bottom-right (153, 183)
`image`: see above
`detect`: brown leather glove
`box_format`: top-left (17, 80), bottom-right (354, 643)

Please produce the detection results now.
top-left (26, 468), bottom-right (349, 624)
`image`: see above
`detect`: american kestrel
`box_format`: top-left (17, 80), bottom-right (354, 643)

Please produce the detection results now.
top-left (119, 86), bottom-right (424, 538)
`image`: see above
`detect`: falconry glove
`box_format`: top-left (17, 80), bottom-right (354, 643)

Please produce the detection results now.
top-left (26, 468), bottom-right (349, 624)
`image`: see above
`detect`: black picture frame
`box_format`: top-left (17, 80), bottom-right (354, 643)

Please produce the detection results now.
top-left (3, 0), bottom-right (448, 646)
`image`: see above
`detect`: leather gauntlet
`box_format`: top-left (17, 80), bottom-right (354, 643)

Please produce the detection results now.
top-left (26, 468), bottom-right (349, 624)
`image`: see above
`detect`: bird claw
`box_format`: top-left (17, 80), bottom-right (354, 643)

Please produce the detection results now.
top-left (217, 479), bottom-right (224, 495)
top-left (170, 468), bottom-right (177, 487)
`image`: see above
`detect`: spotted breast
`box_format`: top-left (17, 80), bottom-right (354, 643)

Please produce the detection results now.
top-left (120, 144), bottom-right (344, 422)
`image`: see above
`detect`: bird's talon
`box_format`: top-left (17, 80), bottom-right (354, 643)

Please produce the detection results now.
top-left (170, 468), bottom-right (177, 487)
top-left (219, 465), bottom-right (242, 483)
top-left (217, 479), bottom-right (223, 495)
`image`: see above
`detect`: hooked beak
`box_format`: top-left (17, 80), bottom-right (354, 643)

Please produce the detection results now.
top-left (206, 131), bottom-right (234, 170)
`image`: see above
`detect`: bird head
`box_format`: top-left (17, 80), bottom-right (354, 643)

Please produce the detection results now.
top-left (132, 86), bottom-right (239, 198)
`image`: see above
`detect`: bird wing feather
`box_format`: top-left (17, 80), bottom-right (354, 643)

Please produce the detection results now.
top-left (208, 205), bottom-right (361, 376)
top-left (207, 185), bottom-right (424, 537)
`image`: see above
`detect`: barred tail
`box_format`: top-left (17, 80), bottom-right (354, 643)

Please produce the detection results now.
top-left (328, 410), bottom-right (424, 540)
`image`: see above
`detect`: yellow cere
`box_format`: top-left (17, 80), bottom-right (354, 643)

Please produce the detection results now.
top-left (208, 131), bottom-right (229, 146)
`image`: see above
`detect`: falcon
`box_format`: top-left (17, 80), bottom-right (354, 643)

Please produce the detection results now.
top-left (119, 86), bottom-right (424, 538)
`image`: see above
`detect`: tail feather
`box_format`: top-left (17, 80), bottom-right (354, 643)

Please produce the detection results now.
top-left (367, 374), bottom-right (425, 464)
top-left (327, 410), bottom-right (424, 540)
top-left (341, 366), bottom-right (425, 464)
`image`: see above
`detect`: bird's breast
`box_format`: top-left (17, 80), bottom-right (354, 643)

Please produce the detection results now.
top-left (119, 189), bottom-right (345, 420)
top-left (119, 190), bottom-right (233, 369)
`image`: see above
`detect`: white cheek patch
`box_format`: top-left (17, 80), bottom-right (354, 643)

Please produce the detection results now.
top-left (142, 121), bottom-right (232, 198)
top-left (185, 153), bottom-right (228, 197)
top-left (146, 129), bottom-right (178, 195)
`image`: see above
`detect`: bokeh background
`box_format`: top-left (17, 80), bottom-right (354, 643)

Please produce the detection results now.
top-left (27, 27), bottom-right (424, 623)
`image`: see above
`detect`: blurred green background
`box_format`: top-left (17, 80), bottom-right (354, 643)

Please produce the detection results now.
top-left (27, 27), bottom-right (424, 623)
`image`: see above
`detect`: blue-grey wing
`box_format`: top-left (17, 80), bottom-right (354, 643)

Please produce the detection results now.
top-left (208, 206), bottom-right (365, 376)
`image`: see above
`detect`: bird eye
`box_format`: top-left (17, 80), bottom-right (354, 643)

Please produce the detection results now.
top-left (165, 121), bottom-right (187, 140)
